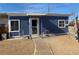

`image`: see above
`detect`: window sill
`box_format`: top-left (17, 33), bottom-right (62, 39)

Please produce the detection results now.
top-left (9, 31), bottom-right (20, 32)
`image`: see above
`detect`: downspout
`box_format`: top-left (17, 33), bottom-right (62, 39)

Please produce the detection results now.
top-left (41, 19), bottom-right (42, 36)
top-left (29, 18), bottom-right (32, 37)
top-left (48, 3), bottom-right (50, 14)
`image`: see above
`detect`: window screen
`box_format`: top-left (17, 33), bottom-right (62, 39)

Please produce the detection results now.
top-left (58, 20), bottom-right (65, 28)
top-left (10, 21), bottom-right (19, 31)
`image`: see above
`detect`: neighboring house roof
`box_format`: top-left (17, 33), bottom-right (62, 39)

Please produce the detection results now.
top-left (0, 13), bottom-right (8, 19)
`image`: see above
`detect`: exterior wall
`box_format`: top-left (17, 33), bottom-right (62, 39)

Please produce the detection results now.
top-left (9, 16), bottom-right (29, 38)
top-left (8, 15), bottom-right (69, 38)
top-left (0, 14), bottom-right (8, 26)
top-left (40, 16), bottom-right (69, 35)
top-left (0, 19), bottom-right (8, 25)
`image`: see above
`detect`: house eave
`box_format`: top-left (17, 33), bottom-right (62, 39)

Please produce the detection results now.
top-left (0, 13), bottom-right (8, 19)
top-left (26, 13), bottom-right (72, 16)
top-left (46, 13), bottom-right (72, 16)
top-left (7, 13), bottom-right (27, 16)
top-left (0, 13), bottom-right (72, 16)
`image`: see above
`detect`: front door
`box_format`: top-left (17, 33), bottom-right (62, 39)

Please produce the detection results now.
top-left (29, 18), bottom-right (39, 37)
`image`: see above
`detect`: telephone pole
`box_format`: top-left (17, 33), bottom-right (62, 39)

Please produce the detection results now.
top-left (75, 15), bottom-right (78, 30)
top-left (48, 3), bottom-right (50, 14)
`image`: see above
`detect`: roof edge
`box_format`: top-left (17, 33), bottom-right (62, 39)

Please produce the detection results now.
top-left (0, 13), bottom-right (72, 16)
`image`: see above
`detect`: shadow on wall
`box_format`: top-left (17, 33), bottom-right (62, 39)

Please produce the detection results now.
top-left (41, 19), bottom-right (68, 36)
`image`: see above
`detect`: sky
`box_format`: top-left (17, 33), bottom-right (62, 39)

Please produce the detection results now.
top-left (0, 3), bottom-right (78, 13)
top-left (0, 3), bottom-right (79, 20)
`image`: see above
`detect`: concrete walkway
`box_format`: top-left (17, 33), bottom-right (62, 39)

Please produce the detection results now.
top-left (33, 38), bottom-right (53, 55)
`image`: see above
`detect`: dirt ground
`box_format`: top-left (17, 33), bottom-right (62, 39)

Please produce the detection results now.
top-left (45, 26), bottom-right (79, 55)
top-left (46, 35), bottom-right (79, 55)
top-left (0, 35), bottom-right (79, 55)
top-left (33, 38), bottom-right (53, 55)
top-left (32, 33), bottom-right (79, 55)
top-left (0, 39), bottom-right (34, 55)
top-left (32, 25), bottom-right (79, 55)
top-left (0, 26), bottom-right (79, 55)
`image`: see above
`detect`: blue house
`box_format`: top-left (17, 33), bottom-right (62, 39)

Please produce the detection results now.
top-left (0, 13), bottom-right (71, 38)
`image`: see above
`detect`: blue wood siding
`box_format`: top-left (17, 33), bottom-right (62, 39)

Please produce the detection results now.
top-left (40, 16), bottom-right (68, 34)
top-left (9, 32), bottom-right (19, 37)
top-left (9, 15), bottom-right (69, 38)
top-left (9, 16), bottom-right (29, 37)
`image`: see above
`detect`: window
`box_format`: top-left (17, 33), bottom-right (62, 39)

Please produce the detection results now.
top-left (65, 20), bottom-right (69, 26)
top-left (58, 20), bottom-right (65, 28)
top-left (9, 20), bottom-right (20, 32)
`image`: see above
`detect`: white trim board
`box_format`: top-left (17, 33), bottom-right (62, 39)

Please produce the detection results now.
top-left (29, 18), bottom-right (39, 36)
top-left (9, 19), bottom-right (20, 32)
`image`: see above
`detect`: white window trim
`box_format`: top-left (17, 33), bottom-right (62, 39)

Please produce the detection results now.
top-left (58, 19), bottom-right (65, 28)
top-left (9, 19), bottom-right (20, 32)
